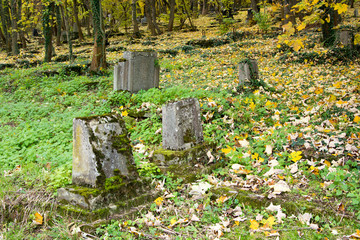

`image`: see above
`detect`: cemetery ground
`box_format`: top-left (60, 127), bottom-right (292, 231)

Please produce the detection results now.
top-left (1, 12), bottom-right (360, 240)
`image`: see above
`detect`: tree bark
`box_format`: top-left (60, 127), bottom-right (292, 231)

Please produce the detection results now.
top-left (73, 0), bottom-right (84, 41)
top-left (43, 2), bottom-right (54, 62)
top-left (10, 0), bottom-right (19, 55)
top-left (61, 3), bottom-right (74, 63)
top-left (181, 0), bottom-right (196, 30)
top-left (0, 0), bottom-right (11, 51)
top-left (167, 0), bottom-right (175, 31)
top-left (251, 0), bottom-right (259, 13)
top-left (202, 0), bottom-right (208, 15)
top-left (145, 0), bottom-right (156, 35)
top-left (90, 0), bottom-right (106, 72)
top-left (151, 0), bottom-right (162, 34)
top-left (17, 0), bottom-right (26, 49)
top-left (55, 5), bottom-right (62, 46)
top-left (321, 3), bottom-right (341, 47)
top-left (132, 0), bottom-right (140, 37)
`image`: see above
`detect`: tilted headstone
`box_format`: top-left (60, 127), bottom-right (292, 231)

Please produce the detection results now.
top-left (72, 114), bottom-right (137, 188)
top-left (238, 59), bottom-right (259, 85)
top-left (162, 98), bottom-right (204, 150)
top-left (338, 30), bottom-right (354, 48)
top-left (114, 51), bottom-right (160, 93)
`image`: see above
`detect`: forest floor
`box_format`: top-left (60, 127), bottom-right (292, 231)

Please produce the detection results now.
top-left (1, 9), bottom-right (360, 240)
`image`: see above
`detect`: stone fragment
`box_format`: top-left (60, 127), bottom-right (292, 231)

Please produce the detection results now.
top-left (162, 98), bottom-right (204, 150)
top-left (238, 59), bottom-right (259, 85)
top-left (114, 51), bottom-right (160, 93)
top-left (72, 114), bottom-right (136, 188)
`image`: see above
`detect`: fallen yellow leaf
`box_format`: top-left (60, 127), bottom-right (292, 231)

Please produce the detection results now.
top-left (154, 197), bottom-right (163, 206)
top-left (250, 219), bottom-right (259, 230)
top-left (34, 212), bottom-right (43, 225)
top-left (354, 116), bottom-right (360, 123)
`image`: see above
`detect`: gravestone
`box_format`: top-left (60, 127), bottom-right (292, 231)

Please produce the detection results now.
top-left (72, 114), bottom-right (137, 187)
top-left (152, 98), bottom-right (220, 182)
top-left (238, 59), bottom-right (259, 85)
top-left (141, 16), bottom-right (147, 26)
top-left (162, 98), bottom-right (204, 150)
top-left (58, 114), bottom-right (157, 220)
top-left (338, 30), bottom-right (354, 48)
top-left (355, 9), bottom-right (359, 18)
top-left (60, 31), bottom-right (68, 43)
top-left (72, 23), bottom-right (79, 40)
top-left (114, 51), bottom-right (160, 93)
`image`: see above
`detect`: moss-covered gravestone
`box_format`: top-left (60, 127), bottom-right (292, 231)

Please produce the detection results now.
top-left (58, 114), bottom-right (157, 221)
top-left (152, 98), bottom-right (217, 182)
top-left (238, 59), bottom-right (259, 86)
top-left (113, 51), bottom-right (160, 93)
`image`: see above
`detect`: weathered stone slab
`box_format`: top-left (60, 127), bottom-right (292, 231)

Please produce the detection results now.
top-left (57, 180), bottom-right (159, 221)
top-left (338, 30), bottom-right (354, 48)
top-left (162, 98), bottom-right (204, 150)
top-left (72, 114), bottom-right (137, 188)
top-left (238, 59), bottom-right (259, 85)
top-left (151, 143), bottom-right (224, 183)
top-left (113, 51), bottom-right (160, 93)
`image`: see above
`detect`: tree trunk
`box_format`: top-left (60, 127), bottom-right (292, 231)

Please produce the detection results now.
top-left (90, 0), bottom-right (107, 72)
top-left (282, 0), bottom-right (296, 25)
top-left (145, 0), bottom-right (156, 35)
top-left (151, 0), bottom-right (162, 34)
top-left (61, 3), bottom-right (74, 63)
top-left (17, 0), bottom-right (26, 49)
top-left (73, 0), bottom-right (84, 41)
top-left (0, 0), bottom-right (10, 51)
top-left (82, 0), bottom-right (92, 37)
top-left (181, 0), bottom-right (196, 30)
top-left (251, 0), bottom-right (259, 13)
top-left (202, 0), bottom-right (208, 15)
top-left (132, 0), bottom-right (140, 37)
top-left (168, 0), bottom-right (175, 31)
top-left (192, 0), bottom-right (198, 18)
top-left (43, 2), bottom-right (53, 62)
top-left (321, 3), bottom-right (341, 47)
top-left (10, 0), bottom-right (19, 55)
top-left (55, 5), bottom-right (62, 46)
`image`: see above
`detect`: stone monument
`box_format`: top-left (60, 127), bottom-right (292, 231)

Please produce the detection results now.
top-left (58, 114), bottom-right (157, 220)
top-left (162, 98), bottom-right (204, 150)
top-left (152, 98), bottom-right (219, 182)
top-left (114, 51), bottom-right (160, 93)
top-left (238, 59), bottom-right (259, 86)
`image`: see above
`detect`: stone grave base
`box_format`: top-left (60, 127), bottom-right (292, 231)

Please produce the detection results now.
top-left (152, 143), bottom-right (224, 183)
top-left (58, 178), bottom-right (158, 222)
